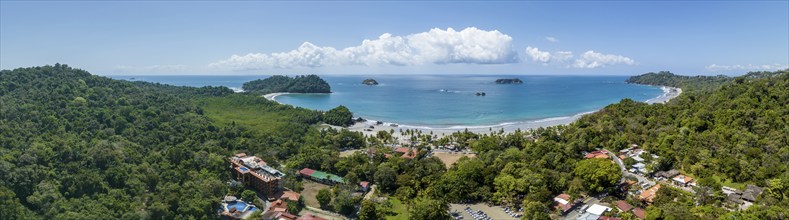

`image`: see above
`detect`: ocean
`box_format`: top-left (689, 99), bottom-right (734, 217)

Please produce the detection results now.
top-left (110, 75), bottom-right (664, 128)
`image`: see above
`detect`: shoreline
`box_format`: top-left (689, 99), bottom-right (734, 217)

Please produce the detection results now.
top-left (270, 85), bottom-right (682, 137)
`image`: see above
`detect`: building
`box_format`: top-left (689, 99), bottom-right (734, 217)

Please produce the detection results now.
top-left (653, 169), bottom-right (679, 179)
top-left (359, 181), bottom-right (371, 192)
top-left (586, 204), bottom-right (611, 216)
top-left (230, 153), bottom-right (286, 199)
top-left (553, 194), bottom-right (578, 214)
top-left (614, 201), bottom-right (633, 212)
top-left (299, 168), bottom-right (346, 185)
top-left (394, 147), bottom-right (418, 159)
top-left (576, 213), bottom-right (600, 220)
top-left (632, 208), bottom-right (646, 219)
top-left (672, 175), bottom-right (694, 187)
top-left (726, 185), bottom-right (764, 203)
top-left (584, 150), bottom-right (610, 159)
top-left (275, 190), bottom-right (301, 202)
top-left (639, 184), bottom-right (661, 204)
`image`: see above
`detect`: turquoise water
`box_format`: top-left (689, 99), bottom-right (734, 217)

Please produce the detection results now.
top-left (111, 75), bottom-right (663, 127)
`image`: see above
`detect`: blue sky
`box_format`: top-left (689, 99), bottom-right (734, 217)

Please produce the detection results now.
top-left (1, 1), bottom-right (787, 76)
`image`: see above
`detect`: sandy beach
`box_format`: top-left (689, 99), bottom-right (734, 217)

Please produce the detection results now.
top-left (270, 86), bottom-right (682, 138)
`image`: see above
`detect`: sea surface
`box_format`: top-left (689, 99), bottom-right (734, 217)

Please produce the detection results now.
top-left (111, 75), bottom-right (663, 128)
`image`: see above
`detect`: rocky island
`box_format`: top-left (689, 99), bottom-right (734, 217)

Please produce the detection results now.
top-left (495, 78), bottom-right (524, 84)
top-left (362, 78), bottom-right (379, 85)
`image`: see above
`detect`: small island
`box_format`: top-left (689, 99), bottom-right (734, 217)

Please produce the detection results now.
top-left (242, 74), bottom-right (331, 94)
top-left (362, 78), bottom-right (379, 85)
top-left (495, 78), bottom-right (524, 84)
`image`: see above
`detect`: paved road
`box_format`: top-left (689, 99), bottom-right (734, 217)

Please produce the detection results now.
top-left (603, 149), bottom-right (654, 186)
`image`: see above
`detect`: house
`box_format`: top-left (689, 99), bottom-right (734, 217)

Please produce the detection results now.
top-left (653, 169), bottom-right (680, 179)
top-left (359, 181), bottom-right (371, 192)
top-left (672, 175), bottom-right (694, 187)
top-left (632, 208), bottom-right (646, 219)
top-left (584, 150), bottom-right (609, 159)
top-left (741, 185), bottom-right (764, 202)
top-left (230, 153), bottom-right (286, 199)
top-left (394, 147), bottom-right (418, 159)
top-left (269, 199), bottom-right (289, 213)
top-left (275, 190), bottom-right (300, 202)
top-left (261, 211), bottom-right (298, 220)
top-left (585, 204), bottom-right (611, 216)
top-left (632, 163), bottom-right (647, 173)
top-left (639, 184), bottom-right (661, 203)
top-left (576, 213), bottom-right (600, 220)
top-left (553, 194), bottom-right (578, 214)
top-left (614, 201), bottom-right (633, 212)
top-left (598, 217), bottom-right (621, 220)
top-left (296, 213), bottom-right (327, 220)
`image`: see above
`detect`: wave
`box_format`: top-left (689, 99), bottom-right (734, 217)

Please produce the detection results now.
top-left (364, 110), bottom-right (600, 131)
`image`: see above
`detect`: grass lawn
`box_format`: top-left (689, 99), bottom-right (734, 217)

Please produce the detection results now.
top-left (712, 175), bottom-right (746, 190)
top-left (301, 181), bottom-right (331, 208)
top-left (386, 198), bottom-right (409, 220)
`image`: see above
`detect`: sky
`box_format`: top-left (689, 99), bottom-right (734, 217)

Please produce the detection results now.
top-left (1, 1), bottom-right (787, 76)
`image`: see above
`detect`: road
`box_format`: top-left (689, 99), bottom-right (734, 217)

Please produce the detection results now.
top-left (603, 148), bottom-right (654, 186)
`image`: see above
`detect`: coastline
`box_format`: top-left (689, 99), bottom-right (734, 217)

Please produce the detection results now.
top-left (271, 85), bottom-right (683, 138)
top-left (263, 92), bottom-right (290, 101)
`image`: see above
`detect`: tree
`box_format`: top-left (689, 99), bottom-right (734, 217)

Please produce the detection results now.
top-left (521, 200), bottom-right (550, 220)
top-left (287, 196), bottom-right (305, 214)
top-left (316, 188), bottom-right (332, 210)
top-left (323, 105), bottom-right (354, 126)
top-left (573, 158), bottom-right (622, 193)
top-left (241, 190), bottom-right (257, 202)
top-left (374, 165), bottom-right (397, 192)
top-left (359, 200), bottom-right (380, 220)
top-left (409, 197), bottom-right (450, 220)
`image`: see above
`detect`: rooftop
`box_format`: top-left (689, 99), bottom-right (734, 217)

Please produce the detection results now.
top-left (639, 184), bottom-right (661, 203)
top-left (231, 154), bottom-right (286, 180)
top-left (586, 204), bottom-right (611, 216)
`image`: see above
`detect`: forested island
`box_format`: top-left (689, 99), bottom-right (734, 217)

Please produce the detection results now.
top-left (1, 64), bottom-right (787, 220)
top-left (495, 78), bottom-right (523, 84)
top-left (242, 74), bottom-right (331, 94)
top-left (362, 79), bottom-right (379, 85)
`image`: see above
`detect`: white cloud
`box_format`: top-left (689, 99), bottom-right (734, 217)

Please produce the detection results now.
top-left (524, 47), bottom-right (574, 64)
top-left (705, 63), bottom-right (789, 72)
top-left (525, 47), bottom-right (552, 63)
top-left (546, 37), bottom-right (558, 43)
top-left (572, 50), bottom-right (635, 68)
top-left (209, 27), bottom-right (518, 71)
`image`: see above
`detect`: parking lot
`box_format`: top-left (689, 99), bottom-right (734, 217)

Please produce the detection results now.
top-left (449, 203), bottom-right (520, 220)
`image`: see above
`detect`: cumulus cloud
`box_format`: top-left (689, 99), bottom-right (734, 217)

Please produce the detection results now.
top-left (525, 47), bottom-right (552, 63)
top-left (545, 37), bottom-right (559, 43)
top-left (209, 27), bottom-right (518, 71)
top-left (524, 47), bottom-right (574, 64)
top-left (705, 63), bottom-right (789, 72)
top-left (572, 50), bottom-right (635, 68)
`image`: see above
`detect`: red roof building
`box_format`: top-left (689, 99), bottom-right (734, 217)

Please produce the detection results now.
top-left (299, 168), bottom-right (316, 176)
top-left (633, 208), bottom-right (646, 219)
top-left (276, 190), bottom-right (301, 201)
top-left (615, 200), bottom-right (633, 212)
top-left (553, 194), bottom-right (577, 213)
top-left (297, 213), bottom-right (328, 220)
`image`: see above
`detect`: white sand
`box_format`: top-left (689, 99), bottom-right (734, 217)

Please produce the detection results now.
top-left (272, 86), bottom-right (682, 137)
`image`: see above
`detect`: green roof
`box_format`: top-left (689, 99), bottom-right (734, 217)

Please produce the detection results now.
top-left (309, 170), bottom-right (345, 183)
